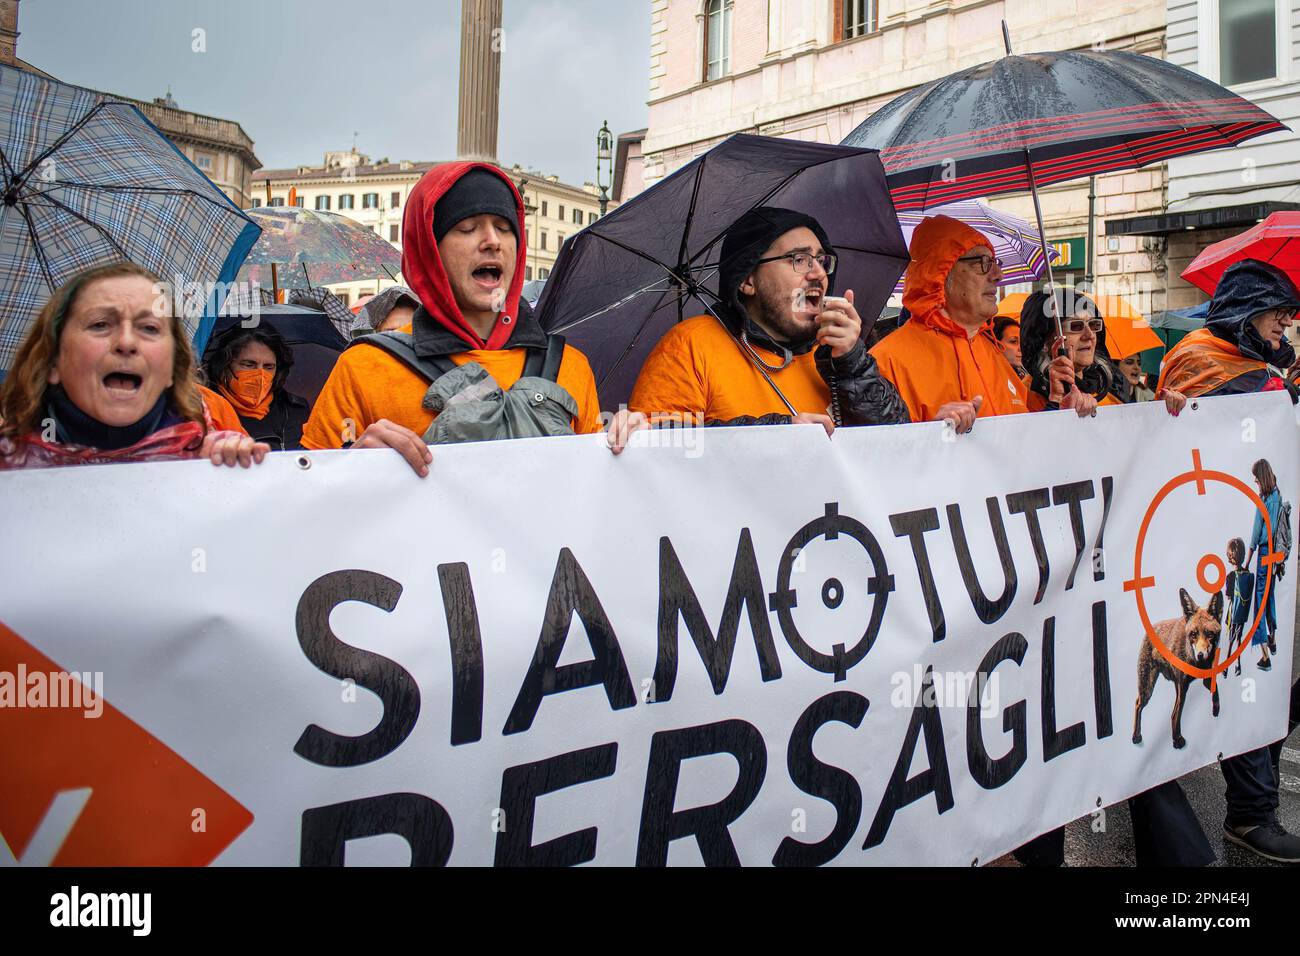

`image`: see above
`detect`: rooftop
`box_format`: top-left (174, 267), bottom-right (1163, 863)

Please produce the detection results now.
top-left (254, 154), bottom-right (601, 199)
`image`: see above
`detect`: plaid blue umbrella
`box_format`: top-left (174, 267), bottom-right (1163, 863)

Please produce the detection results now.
top-left (893, 200), bottom-right (1060, 293)
top-left (0, 64), bottom-right (260, 374)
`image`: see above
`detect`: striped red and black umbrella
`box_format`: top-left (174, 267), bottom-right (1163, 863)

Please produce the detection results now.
top-left (842, 49), bottom-right (1285, 212)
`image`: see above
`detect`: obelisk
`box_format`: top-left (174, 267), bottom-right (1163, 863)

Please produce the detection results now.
top-left (457, 0), bottom-right (502, 161)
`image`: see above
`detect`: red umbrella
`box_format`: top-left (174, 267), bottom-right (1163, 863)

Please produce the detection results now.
top-left (1181, 211), bottom-right (1300, 294)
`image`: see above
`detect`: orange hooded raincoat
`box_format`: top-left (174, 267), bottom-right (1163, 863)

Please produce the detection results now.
top-left (870, 215), bottom-right (1028, 422)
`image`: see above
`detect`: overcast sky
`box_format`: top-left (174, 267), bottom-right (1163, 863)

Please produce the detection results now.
top-left (18, 0), bottom-right (650, 185)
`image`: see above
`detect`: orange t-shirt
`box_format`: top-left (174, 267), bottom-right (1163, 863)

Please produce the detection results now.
top-left (628, 314), bottom-right (830, 421)
top-left (197, 385), bottom-right (248, 434)
top-left (301, 327), bottom-right (603, 449)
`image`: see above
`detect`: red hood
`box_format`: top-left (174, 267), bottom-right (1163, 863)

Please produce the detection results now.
top-left (401, 162), bottom-right (527, 351)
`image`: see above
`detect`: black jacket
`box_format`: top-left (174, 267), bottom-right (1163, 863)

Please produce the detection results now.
top-left (240, 392), bottom-right (310, 450)
top-left (705, 206), bottom-right (910, 427)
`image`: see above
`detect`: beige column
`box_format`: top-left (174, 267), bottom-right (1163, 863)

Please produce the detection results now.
top-left (0, 0), bottom-right (21, 67)
top-left (457, 0), bottom-right (503, 162)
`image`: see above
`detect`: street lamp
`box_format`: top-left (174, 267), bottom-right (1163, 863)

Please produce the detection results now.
top-left (596, 120), bottom-right (613, 218)
top-left (517, 176), bottom-right (537, 279)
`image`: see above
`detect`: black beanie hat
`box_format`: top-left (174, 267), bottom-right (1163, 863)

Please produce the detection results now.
top-left (718, 206), bottom-right (835, 330)
top-left (433, 168), bottom-right (520, 244)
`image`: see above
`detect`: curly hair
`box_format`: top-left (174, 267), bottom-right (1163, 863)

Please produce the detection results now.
top-left (201, 325), bottom-right (295, 399)
top-left (1018, 289), bottom-right (1130, 405)
top-left (0, 262), bottom-right (206, 445)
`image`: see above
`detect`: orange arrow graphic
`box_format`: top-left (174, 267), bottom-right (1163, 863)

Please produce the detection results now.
top-left (0, 620), bottom-right (253, 865)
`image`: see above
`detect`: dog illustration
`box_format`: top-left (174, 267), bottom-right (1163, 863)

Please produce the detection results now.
top-left (1132, 588), bottom-right (1223, 749)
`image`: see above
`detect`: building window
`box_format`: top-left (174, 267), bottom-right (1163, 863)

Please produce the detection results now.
top-left (1219, 0), bottom-right (1279, 86)
top-left (540, 232), bottom-right (548, 250)
top-left (541, 200), bottom-right (549, 217)
top-left (589, 212), bottom-right (597, 224)
top-left (539, 268), bottom-right (549, 279)
top-left (339, 194), bottom-right (355, 209)
top-left (837, 0), bottom-right (877, 40)
top-left (559, 204), bottom-right (566, 220)
top-left (389, 224), bottom-right (399, 242)
top-left (704, 0), bottom-right (731, 81)
top-left (294, 195), bottom-right (305, 207)
top-left (525, 266), bottom-right (534, 280)
top-left (269, 197), bottom-right (286, 207)
top-left (573, 208), bottom-right (583, 224)
top-left (558, 233), bottom-right (565, 248)
top-left (316, 195), bottom-right (331, 211)
top-left (363, 192), bottom-right (379, 209)
top-left (195, 152), bottom-right (214, 171)
top-left (391, 191), bottom-right (401, 208)
top-left (251, 197), bottom-right (261, 207)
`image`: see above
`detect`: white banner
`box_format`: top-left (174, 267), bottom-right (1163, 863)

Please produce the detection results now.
top-left (0, 393), bottom-right (1295, 866)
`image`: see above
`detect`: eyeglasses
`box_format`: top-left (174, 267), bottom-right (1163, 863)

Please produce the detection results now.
top-left (955, 253), bottom-right (1003, 275)
top-left (1064, 317), bottom-right (1105, 334)
top-left (754, 251), bottom-right (837, 275)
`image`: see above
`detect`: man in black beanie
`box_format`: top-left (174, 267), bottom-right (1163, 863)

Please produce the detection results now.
top-left (628, 205), bottom-right (909, 430)
top-left (303, 162), bottom-right (646, 467)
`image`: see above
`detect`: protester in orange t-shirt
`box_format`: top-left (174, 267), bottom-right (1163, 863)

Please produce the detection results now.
top-left (870, 215), bottom-right (1090, 431)
top-left (629, 206), bottom-right (910, 431)
top-left (302, 162), bottom-right (639, 473)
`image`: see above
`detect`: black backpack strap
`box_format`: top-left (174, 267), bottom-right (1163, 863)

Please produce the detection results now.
top-left (520, 334), bottom-right (566, 382)
top-left (349, 331), bottom-right (457, 383)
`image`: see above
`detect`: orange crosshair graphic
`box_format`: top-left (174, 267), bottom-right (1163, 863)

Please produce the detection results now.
top-left (1123, 448), bottom-right (1284, 683)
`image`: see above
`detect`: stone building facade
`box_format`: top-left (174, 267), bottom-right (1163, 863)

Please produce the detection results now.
top-left (252, 153), bottom-right (612, 304)
top-left (638, 1), bottom-right (1187, 316)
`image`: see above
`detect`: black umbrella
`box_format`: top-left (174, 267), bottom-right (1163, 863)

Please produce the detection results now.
top-left (206, 303), bottom-right (348, 406)
top-left (843, 31), bottom-right (1283, 213)
top-left (536, 134), bottom-right (909, 410)
top-left (840, 24), bottom-right (1285, 332)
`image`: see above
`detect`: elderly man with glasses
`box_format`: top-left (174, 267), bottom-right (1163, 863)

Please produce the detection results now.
top-left (871, 215), bottom-right (1087, 432)
top-left (629, 206), bottom-right (910, 432)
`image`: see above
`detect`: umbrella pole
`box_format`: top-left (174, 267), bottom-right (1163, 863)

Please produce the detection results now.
top-left (271, 263), bottom-right (279, 303)
top-left (1024, 156), bottom-right (1062, 336)
top-left (1024, 152), bottom-right (1074, 397)
top-left (1004, 21), bottom-right (1066, 343)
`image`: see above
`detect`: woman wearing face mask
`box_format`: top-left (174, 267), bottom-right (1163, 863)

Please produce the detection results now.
top-left (203, 326), bottom-right (310, 451)
top-left (0, 262), bottom-right (268, 470)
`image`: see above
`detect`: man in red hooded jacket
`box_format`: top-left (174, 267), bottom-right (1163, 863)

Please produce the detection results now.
top-left (302, 163), bottom-right (637, 472)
